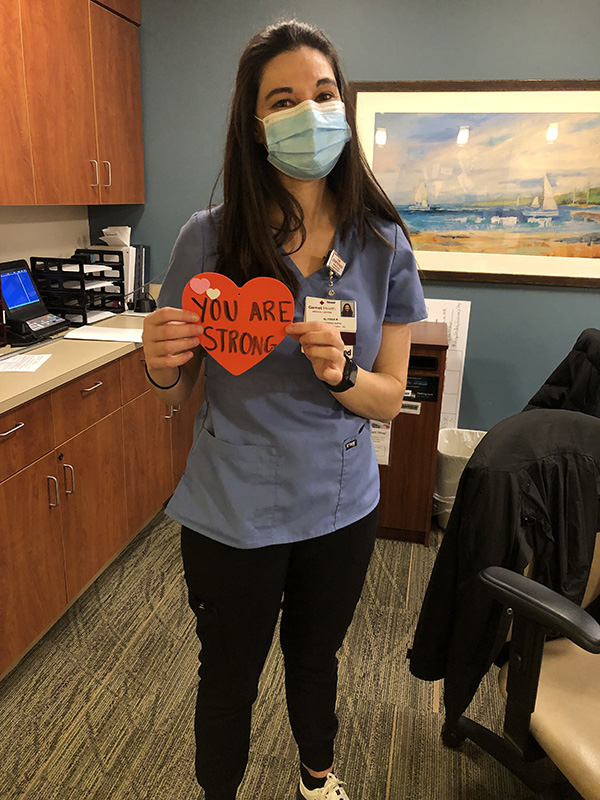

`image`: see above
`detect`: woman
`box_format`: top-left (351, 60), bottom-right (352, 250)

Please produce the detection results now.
top-left (142, 19), bottom-right (426, 800)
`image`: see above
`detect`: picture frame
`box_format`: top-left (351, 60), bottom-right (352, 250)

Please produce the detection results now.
top-left (349, 80), bottom-right (600, 287)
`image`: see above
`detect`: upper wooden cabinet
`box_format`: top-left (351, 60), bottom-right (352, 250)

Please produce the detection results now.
top-left (90, 1), bottom-right (145, 203)
top-left (92, 0), bottom-right (141, 25)
top-left (21, 0), bottom-right (100, 205)
top-left (12, 0), bottom-right (144, 206)
top-left (0, 0), bottom-right (35, 204)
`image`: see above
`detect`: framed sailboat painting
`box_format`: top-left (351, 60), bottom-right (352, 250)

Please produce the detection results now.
top-left (349, 79), bottom-right (600, 286)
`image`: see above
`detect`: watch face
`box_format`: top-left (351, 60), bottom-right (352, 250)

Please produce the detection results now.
top-left (328, 356), bottom-right (357, 392)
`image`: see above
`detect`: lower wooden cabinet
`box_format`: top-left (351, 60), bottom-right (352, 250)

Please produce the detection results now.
top-left (0, 453), bottom-right (67, 670)
top-left (171, 379), bottom-right (204, 491)
top-left (58, 409), bottom-right (128, 600)
top-left (122, 390), bottom-right (173, 537)
top-left (0, 347), bottom-right (202, 676)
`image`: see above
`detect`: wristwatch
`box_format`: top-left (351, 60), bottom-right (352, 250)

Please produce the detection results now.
top-left (323, 354), bottom-right (358, 393)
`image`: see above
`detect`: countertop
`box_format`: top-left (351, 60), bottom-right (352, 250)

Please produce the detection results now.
top-left (0, 317), bottom-right (447, 416)
top-left (0, 315), bottom-right (146, 415)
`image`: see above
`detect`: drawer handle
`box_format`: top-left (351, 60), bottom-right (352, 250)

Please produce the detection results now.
top-left (82, 381), bottom-right (103, 393)
top-left (0, 421), bottom-right (25, 438)
top-left (63, 463), bottom-right (75, 495)
top-left (47, 475), bottom-right (60, 507)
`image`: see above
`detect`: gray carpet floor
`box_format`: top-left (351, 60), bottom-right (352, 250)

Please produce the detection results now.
top-left (0, 512), bottom-right (538, 799)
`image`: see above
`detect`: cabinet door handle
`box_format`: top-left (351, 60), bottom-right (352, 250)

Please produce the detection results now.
top-left (82, 380), bottom-right (103, 393)
top-left (164, 406), bottom-right (174, 419)
top-left (103, 160), bottom-right (112, 188)
top-left (91, 159), bottom-right (99, 188)
top-left (0, 421), bottom-right (25, 438)
top-left (63, 463), bottom-right (75, 495)
top-left (47, 475), bottom-right (60, 507)
top-left (172, 405), bottom-right (181, 412)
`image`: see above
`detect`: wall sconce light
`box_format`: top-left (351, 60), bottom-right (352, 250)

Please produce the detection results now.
top-left (375, 127), bottom-right (387, 147)
top-left (457, 126), bottom-right (470, 146)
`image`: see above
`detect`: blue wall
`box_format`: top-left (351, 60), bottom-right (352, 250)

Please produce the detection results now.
top-left (89, 0), bottom-right (600, 430)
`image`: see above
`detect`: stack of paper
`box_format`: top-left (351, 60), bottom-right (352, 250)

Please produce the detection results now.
top-left (99, 226), bottom-right (131, 248)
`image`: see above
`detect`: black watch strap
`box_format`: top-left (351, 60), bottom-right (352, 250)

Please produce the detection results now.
top-left (323, 355), bottom-right (358, 393)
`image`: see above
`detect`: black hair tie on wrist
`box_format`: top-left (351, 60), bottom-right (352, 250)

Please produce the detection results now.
top-left (144, 362), bottom-right (181, 390)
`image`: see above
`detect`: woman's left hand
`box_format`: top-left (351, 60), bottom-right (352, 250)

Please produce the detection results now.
top-left (286, 321), bottom-right (346, 386)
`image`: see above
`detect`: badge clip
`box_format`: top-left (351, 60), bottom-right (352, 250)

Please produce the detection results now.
top-left (324, 250), bottom-right (346, 297)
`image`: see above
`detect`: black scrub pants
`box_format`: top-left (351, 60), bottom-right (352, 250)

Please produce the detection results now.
top-left (180, 507), bottom-right (378, 800)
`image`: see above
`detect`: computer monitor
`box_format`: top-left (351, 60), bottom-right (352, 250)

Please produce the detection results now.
top-left (0, 259), bottom-right (68, 342)
top-left (1, 261), bottom-right (42, 311)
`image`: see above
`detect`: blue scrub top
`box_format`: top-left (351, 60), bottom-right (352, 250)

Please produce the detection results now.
top-left (158, 207), bottom-right (427, 548)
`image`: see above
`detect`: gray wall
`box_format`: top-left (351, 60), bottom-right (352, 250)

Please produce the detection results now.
top-left (89, 0), bottom-right (600, 430)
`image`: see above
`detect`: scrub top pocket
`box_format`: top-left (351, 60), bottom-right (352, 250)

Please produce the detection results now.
top-left (172, 427), bottom-right (278, 547)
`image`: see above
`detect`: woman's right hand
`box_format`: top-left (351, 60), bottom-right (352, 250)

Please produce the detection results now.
top-left (142, 306), bottom-right (204, 371)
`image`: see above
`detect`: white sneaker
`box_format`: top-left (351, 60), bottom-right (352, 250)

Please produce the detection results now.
top-left (296, 771), bottom-right (350, 800)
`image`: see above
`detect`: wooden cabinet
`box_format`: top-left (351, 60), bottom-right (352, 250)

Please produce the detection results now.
top-left (377, 321), bottom-right (448, 546)
top-left (120, 347), bottom-right (205, 521)
top-left (0, 453), bottom-right (67, 671)
top-left (0, 393), bottom-right (53, 483)
top-left (171, 379), bottom-right (204, 490)
top-left (92, 0), bottom-right (141, 25)
top-left (122, 390), bottom-right (173, 536)
top-left (90, 1), bottom-right (145, 203)
top-left (119, 347), bottom-right (147, 405)
top-left (58, 410), bottom-right (127, 599)
top-left (0, 0), bottom-right (35, 204)
top-left (0, 345), bottom-right (201, 676)
top-left (51, 360), bottom-right (122, 444)
top-left (120, 348), bottom-right (173, 534)
top-left (50, 362), bottom-right (126, 598)
top-left (13, 0), bottom-right (144, 206)
top-left (21, 0), bottom-right (99, 205)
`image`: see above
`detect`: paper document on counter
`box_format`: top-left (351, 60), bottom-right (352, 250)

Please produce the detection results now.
top-left (0, 353), bottom-right (52, 372)
top-left (64, 327), bottom-right (143, 343)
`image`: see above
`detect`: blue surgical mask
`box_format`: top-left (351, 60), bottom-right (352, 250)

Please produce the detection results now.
top-left (259, 99), bottom-right (351, 181)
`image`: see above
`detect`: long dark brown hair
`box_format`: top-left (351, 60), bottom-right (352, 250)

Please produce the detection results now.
top-left (210, 19), bottom-right (412, 294)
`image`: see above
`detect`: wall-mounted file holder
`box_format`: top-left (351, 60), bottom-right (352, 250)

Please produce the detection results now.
top-left (31, 251), bottom-right (126, 327)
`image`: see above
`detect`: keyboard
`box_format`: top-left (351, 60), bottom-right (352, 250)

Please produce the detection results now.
top-left (26, 313), bottom-right (68, 332)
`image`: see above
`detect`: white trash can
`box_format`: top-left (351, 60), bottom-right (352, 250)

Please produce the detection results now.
top-left (433, 428), bottom-right (487, 530)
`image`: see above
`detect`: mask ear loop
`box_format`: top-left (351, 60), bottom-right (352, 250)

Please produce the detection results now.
top-left (254, 115), bottom-right (267, 146)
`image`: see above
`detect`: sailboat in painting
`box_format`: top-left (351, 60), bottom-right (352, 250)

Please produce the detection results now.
top-left (523, 174), bottom-right (559, 218)
top-left (409, 182), bottom-right (430, 210)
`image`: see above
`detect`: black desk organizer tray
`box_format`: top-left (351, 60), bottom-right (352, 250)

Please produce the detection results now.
top-left (31, 250), bottom-right (126, 327)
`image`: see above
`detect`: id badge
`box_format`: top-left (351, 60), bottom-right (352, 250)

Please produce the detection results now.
top-left (304, 296), bottom-right (357, 358)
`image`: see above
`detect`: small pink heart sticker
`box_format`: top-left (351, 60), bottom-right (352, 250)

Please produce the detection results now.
top-left (190, 277), bottom-right (211, 295)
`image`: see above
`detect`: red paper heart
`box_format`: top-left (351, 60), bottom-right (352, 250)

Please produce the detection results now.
top-left (182, 272), bottom-right (295, 375)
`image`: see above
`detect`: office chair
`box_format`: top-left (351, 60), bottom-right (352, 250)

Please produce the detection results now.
top-left (445, 540), bottom-right (600, 799)
top-left (409, 409), bottom-right (600, 799)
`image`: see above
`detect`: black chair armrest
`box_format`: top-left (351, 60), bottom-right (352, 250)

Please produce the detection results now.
top-left (480, 567), bottom-right (600, 654)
